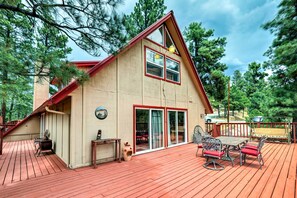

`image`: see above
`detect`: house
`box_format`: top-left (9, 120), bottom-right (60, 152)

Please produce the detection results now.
top-left (3, 11), bottom-right (213, 169)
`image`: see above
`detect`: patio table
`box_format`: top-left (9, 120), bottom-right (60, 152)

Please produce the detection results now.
top-left (216, 136), bottom-right (249, 166)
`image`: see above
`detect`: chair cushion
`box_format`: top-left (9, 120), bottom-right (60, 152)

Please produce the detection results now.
top-left (204, 150), bottom-right (225, 157)
top-left (241, 148), bottom-right (260, 156)
top-left (244, 145), bottom-right (258, 150)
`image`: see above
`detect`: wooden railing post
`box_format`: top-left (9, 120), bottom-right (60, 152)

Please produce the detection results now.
top-left (212, 123), bottom-right (221, 137)
top-left (0, 129), bottom-right (2, 155)
top-left (292, 122), bottom-right (297, 144)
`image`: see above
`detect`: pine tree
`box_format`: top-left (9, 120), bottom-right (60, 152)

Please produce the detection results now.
top-left (183, 22), bottom-right (228, 112)
top-left (0, 0), bottom-right (126, 56)
top-left (262, 0), bottom-right (297, 122)
top-left (123, 0), bottom-right (167, 39)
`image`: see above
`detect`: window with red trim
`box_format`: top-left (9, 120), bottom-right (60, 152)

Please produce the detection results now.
top-left (146, 25), bottom-right (179, 54)
top-left (145, 48), bottom-right (180, 83)
top-left (166, 57), bottom-right (180, 82)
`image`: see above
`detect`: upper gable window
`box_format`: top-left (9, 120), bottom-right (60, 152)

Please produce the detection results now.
top-left (147, 26), bottom-right (164, 46)
top-left (146, 25), bottom-right (179, 55)
top-left (166, 58), bottom-right (180, 82)
top-left (146, 48), bottom-right (164, 78)
top-left (145, 47), bottom-right (180, 84)
top-left (165, 28), bottom-right (175, 49)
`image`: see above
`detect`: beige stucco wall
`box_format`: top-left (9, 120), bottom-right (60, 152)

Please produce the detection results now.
top-left (68, 38), bottom-right (206, 168)
top-left (45, 98), bottom-right (71, 165)
top-left (4, 116), bottom-right (40, 141)
top-left (33, 76), bottom-right (49, 111)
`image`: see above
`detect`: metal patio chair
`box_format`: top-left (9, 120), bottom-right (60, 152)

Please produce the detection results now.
top-left (202, 137), bottom-right (225, 171)
top-left (240, 135), bottom-right (267, 169)
top-left (193, 125), bottom-right (212, 157)
top-left (243, 135), bottom-right (267, 150)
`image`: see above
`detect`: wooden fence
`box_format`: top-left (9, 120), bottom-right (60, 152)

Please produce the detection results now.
top-left (206, 122), bottom-right (297, 143)
top-left (0, 122), bottom-right (19, 155)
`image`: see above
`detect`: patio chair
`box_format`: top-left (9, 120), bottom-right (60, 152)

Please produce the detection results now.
top-left (240, 135), bottom-right (267, 169)
top-left (193, 125), bottom-right (211, 157)
top-left (202, 137), bottom-right (225, 171)
top-left (243, 135), bottom-right (267, 150)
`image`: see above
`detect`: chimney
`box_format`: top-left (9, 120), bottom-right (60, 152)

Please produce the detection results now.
top-left (33, 75), bottom-right (49, 110)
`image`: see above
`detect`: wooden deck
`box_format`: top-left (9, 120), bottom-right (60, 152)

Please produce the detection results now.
top-left (0, 140), bottom-right (296, 197)
top-left (0, 140), bottom-right (68, 186)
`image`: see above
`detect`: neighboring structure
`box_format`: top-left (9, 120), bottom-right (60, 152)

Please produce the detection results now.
top-left (4, 11), bottom-right (213, 169)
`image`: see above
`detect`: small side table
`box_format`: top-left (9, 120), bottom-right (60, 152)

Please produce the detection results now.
top-left (91, 138), bottom-right (121, 168)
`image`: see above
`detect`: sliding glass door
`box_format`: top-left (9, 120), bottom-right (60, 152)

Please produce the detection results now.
top-left (135, 109), bottom-right (164, 153)
top-left (168, 110), bottom-right (186, 146)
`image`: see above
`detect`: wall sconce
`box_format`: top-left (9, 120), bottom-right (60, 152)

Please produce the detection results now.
top-left (95, 106), bottom-right (108, 120)
top-left (169, 45), bottom-right (176, 53)
top-left (200, 114), bottom-right (205, 119)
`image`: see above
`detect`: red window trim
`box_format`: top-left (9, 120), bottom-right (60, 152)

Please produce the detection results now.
top-left (144, 46), bottom-right (181, 85)
top-left (133, 105), bottom-right (188, 153)
top-left (144, 38), bottom-right (180, 57)
top-left (165, 56), bottom-right (181, 85)
top-left (144, 46), bottom-right (165, 81)
top-left (167, 108), bottom-right (188, 143)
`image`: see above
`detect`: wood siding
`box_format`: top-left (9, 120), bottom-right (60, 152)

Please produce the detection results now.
top-left (69, 38), bottom-right (206, 168)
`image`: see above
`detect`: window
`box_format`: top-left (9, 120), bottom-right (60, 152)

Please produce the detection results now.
top-left (145, 48), bottom-right (180, 83)
top-left (147, 26), bottom-right (164, 46)
top-left (168, 110), bottom-right (187, 146)
top-left (166, 58), bottom-right (180, 82)
top-left (146, 48), bottom-right (164, 78)
top-left (165, 28), bottom-right (175, 49)
top-left (146, 25), bottom-right (179, 54)
top-left (135, 108), bottom-right (164, 153)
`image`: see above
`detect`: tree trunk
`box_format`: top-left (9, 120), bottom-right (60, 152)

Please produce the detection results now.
top-left (218, 105), bottom-right (220, 118)
top-left (8, 97), bottom-right (14, 121)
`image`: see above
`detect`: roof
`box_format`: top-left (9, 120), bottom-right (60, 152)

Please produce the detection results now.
top-left (72, 61), bottom-right (100, 67)
top-left (4, 11), bottom-right (213, 137)
top-left (50, 61), bottom-right (100, 85)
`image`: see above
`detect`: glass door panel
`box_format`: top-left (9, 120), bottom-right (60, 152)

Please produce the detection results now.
top-left (178, 112), bottom-right (185, 143)
top-left (136, 109), bottom-right (164, 153)
top-left (151, 110), bottom-right (164, 149)
top-left (168, 111), bottom-right (177, 146)
top-left (167, 110), bottom-right (186, 146)
top-left (136, 109), bottom-right (150, 152)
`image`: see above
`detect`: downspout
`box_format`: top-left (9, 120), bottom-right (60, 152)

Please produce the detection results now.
top-left (45, 106), bottom-right (67, 115)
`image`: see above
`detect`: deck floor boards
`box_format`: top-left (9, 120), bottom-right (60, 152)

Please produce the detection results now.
top-left (0, 140), bottom-right (296, 198)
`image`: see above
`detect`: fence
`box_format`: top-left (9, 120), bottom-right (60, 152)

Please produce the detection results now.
top-left (0, 122), bottom-right (19, 155)
top-left (206, 122), bottom-right (297, 143)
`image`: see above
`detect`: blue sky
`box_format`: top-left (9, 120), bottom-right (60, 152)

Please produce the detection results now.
top-left (68, 0), bottom-right (280, 76)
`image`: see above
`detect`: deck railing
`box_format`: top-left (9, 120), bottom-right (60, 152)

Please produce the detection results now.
top-left (0, 122), bottom-right (19, 155)
top-left (206, 122), bottom-right (297, 143)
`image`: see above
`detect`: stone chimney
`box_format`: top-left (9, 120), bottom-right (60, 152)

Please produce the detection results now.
top-left (33, 75), bottom-right (49, 110)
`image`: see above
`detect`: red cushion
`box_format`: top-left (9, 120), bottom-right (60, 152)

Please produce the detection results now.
top-left (198, 144), bottom-right (203, 148)
top-left (204, 150), bottom-right (225, 157)
top-left (241, 148), bottom-right (260, 156)
top-left (244, 145), bottom-right (258, 150)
